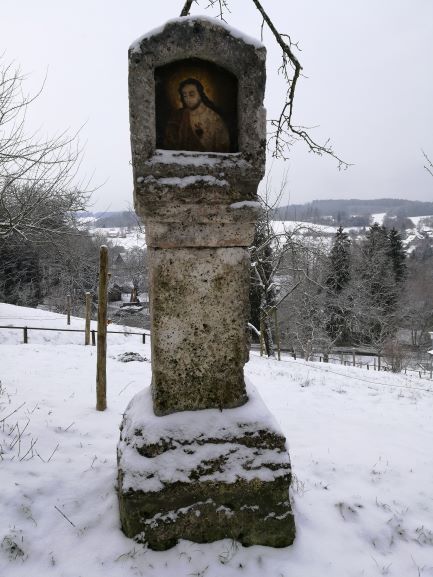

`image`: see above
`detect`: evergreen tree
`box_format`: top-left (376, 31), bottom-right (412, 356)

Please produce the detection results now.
top-left (387, 227), bottom-right (407, 283)
top-left (364, 223), bottom-right (389, 257)
top-left (326, 226), bottom-right (351, 292)
top-left (324, 227), bottom-right (352, 344)
top-left (363, 223), bottom-right (397, 310)
top-left (353, 223), bottom-right (403, 347)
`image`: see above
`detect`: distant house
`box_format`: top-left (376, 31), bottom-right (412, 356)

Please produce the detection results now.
top-left (114, 253), bottom-right (126, 267)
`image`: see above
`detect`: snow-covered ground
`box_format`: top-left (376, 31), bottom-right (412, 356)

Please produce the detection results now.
top-left (88, 227), bottom-right (146, 250)
top-left (371, 213), bottom-right (387, 225)
top-left (406, 215), bottom-right (433, 229)
top-left (1, 303), bottom-right (433, 577)
top-left (76, 216), bottom-right (146, 251)
top-left (271, 220), bottom-right (338, 236)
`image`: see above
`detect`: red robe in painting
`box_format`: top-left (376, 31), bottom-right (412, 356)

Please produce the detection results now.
top-left (163, 106), bottom-right (230, 153)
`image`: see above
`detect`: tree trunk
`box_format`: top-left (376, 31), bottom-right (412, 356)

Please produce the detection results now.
top-left (261, 311), bottom-right (275, 357)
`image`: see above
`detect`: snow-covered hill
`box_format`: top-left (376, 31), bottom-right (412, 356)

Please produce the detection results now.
top-left (1, 304), bottom-right (433, 577)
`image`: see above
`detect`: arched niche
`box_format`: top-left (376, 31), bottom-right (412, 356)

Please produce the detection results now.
top-left (155, 58), bottom-right (238, 153)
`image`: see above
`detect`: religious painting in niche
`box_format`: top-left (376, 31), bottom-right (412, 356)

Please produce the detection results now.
top-left (155, 59), bottom-right (238, 153)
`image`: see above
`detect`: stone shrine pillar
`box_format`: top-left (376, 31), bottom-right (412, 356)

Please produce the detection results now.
top-left (117, 16), bottom-right (296, 550)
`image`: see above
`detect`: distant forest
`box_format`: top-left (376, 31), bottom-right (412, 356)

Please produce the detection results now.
top-left (272, 199), bottom-right (433, 226)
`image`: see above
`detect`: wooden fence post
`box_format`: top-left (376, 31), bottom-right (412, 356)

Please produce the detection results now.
top-left (352, 349), bottom-right (356, 367)
top-left (91, 330), bottom-right (96, 346)
top-left (273, 308), bottom-right (281, 361)
top-left (23, 326), bottom-right (28, 344)
top-left (66, 294), bottom-right (71, 325)
top-left (96, 246), bottom-right (108, 411)
top-left (85, 292), bottom-right (91, 346)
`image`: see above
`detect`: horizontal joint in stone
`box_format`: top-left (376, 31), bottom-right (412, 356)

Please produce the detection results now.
top-left (140, 202), bottom-right (261, 224)
top-left (143, 221), bottom-right (256, 248)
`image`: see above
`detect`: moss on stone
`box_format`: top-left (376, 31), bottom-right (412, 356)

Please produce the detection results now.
top-left (117, 408), bottom-right (296, 550)
top-left (118, 473), bottom-right (295, 550)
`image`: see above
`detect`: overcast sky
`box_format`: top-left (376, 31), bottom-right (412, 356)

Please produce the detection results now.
top-left (2, 0), bottom-right (433, 211)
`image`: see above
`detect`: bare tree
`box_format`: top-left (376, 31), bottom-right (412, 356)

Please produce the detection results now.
top-left (0, 57), bottom-right (96, 309)
top-left (0, 58), bottom-right (90, 242)
top-left (39, 232), bottom-right (101, 310)
top-left (276, 229), bottom-right (331, 360)
top-left (399, 258), bottom-right (433, 349)
top-left (249, 176), bottom-right (294, 357)
top-left (117, 247), bottom-right (149, 297)
top-left (250, 178), bottom-right (332, 357)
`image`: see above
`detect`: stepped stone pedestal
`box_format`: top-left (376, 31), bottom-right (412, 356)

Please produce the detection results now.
top-left (118, 384), bottom-right (295, 550)
top-left (117, 16), bottom-right (296, 550)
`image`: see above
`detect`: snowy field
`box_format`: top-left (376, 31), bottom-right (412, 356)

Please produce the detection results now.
top-left (271, 220), bottom-right (339, 236)
top-left (89, 227), bottom-right (146, 251)
top-left (1, 303), bottom-right (433, 577)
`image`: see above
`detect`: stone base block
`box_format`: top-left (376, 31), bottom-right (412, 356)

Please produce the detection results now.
top-left (117, 384), bottom-right (296, 550)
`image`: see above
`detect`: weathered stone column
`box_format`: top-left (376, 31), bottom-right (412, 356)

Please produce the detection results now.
top-left (117, 16), bottom-right (296, 550)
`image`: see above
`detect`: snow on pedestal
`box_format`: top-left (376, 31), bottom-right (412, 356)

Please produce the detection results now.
top-left (117, 383), bottom-right (295, 549)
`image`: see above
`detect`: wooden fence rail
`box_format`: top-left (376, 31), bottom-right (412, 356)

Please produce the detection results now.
top-left (0, 325), bottom-right (149, 345)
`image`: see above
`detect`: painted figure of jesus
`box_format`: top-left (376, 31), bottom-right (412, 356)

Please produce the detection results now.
top-left (163, 78), bottom-right (230, 153)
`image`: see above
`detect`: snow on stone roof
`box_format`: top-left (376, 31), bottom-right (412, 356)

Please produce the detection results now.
top-left (130, 15), bottom-right (264, 54)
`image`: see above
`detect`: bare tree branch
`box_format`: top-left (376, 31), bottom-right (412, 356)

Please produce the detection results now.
top-left (249, 0), bottom-right (348, 168)
top-left (205, 0), bottom-right (230, 21)
top-left (180, 0), bottom-right (197, 16)
top-left (422, 149), bottom-right (433, 177)
top-left (180, 0), bottom-right (349, 167)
